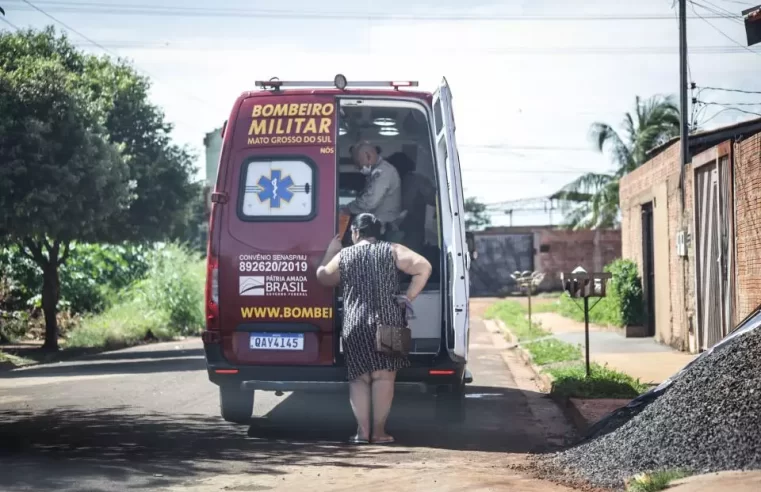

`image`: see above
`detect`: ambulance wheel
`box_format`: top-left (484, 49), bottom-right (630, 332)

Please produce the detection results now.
top-left (435, 382), bottom-right (466, 424)
top-left (220, 386), bottom-right (254, 424)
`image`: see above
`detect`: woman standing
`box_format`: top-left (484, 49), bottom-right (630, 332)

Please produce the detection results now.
top-left (316, 213), bottom-right (432, 444)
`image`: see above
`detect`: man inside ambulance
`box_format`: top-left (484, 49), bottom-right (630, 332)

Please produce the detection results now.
top-left (341, 141), bottom-right (404, 242)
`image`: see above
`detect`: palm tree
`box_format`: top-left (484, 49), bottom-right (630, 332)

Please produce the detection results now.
top-left (555, 95), bottom-right (680, 229)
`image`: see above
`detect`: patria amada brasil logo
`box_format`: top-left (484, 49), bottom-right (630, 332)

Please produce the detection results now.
top-left (248, 169), bottom-right (310, 208)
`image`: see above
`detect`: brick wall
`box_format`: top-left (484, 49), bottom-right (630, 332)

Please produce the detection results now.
top-left (535, 229), bottom-right (622, 290)
top-left (619, 142), bottom-right (692, 350)
top-left (734, 134), bottom-right (761, 322)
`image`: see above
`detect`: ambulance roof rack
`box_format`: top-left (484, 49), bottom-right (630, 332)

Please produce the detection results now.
top-left (255, 74), bottom-right (419, 91)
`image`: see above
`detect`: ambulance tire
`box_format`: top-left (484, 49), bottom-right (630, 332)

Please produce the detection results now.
top-left (220, 386), bottom-right (255, 424)
top-left (435, 382), bottom-right (466, 424)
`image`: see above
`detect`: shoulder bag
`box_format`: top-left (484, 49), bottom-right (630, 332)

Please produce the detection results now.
top-left (375, 296), bottom-right (413, 357)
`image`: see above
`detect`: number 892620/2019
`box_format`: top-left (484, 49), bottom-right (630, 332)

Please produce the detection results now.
top-left (239, 261), bottom-right (309, 273)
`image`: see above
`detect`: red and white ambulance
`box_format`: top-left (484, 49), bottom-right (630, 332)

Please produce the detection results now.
top-left (203, 75), bottom-right (473, 424)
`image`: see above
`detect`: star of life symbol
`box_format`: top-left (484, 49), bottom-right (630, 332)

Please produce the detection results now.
top-left (255, 170), bottom-right (294, 208)
top-left (246, 168), bottom-right (310, 210)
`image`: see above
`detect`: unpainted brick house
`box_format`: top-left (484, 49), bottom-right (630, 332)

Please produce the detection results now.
top-left (619, 117), bottom-right (761, 353)
top-left (469, 226), bottom-right (621, 296)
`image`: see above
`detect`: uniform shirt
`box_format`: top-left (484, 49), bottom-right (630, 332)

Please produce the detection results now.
top-left (346, 158), bottom-right (402, 225)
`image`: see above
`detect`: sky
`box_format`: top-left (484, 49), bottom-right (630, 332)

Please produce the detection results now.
top-left (3, 0), bottom-right (761, 226)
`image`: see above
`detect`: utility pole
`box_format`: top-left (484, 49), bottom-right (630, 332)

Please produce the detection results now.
top-left (679, 0), bottom-right (690, 208)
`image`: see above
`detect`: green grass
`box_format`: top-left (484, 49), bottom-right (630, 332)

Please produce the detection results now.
top-left (626, 470), bottom-right (692, 492)
top-left (523, 338), bottom-right (582, 366)
top-left (547, 362), bottom-right (650, 399)
top-left (531, 294), bottom-right (618, 326)
top-left (484, 300), bottom-right (549, 341)
top-left (66, 244), bottom-right (205, 349)
top-left (0, 350), bottom-right (35, 368)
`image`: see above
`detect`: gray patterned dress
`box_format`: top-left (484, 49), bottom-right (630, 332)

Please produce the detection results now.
top-left (340, 241), bottom-right (410, 381)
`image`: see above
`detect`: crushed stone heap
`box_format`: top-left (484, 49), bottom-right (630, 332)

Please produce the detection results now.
top-left (547, 321), bottom-right (761, 490)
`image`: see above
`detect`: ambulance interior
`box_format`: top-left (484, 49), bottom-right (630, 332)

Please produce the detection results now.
top-left (336, 100), bottom-right (443, 355)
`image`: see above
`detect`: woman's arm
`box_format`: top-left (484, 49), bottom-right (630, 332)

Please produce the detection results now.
top-left (316, 234), bottom-right (342, 287)
top-left (316, 254), bottom-right (340, 287)
top-left (391, 243), bottom-right (432, 302)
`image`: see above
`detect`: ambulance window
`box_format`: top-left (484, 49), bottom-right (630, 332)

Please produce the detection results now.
top-left (238, 157), bottom-right (316, 221)
top-left (433, 99), bottom-right (444, 135)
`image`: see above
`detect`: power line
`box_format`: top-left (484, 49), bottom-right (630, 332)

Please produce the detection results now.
top-left (0, 16), bottom-right (21, 30)
top-left (18, 0), bottom-right (213, 107)
top-left (696, 107), bottom-right (738, 126)
top-left (692, 0), bottom-right (746, 24)
top-left (63, 40), bottom-right (761, 55)
top-left (463, 168), bottom-right (600, 175)
top-left (461, 144), bottom-right (597, 152)
top-left (3, 1), bottom-right (746, 21)
top-left (698, 99), bottom-right (761, 105)
top-left (698, 85), bottom-right (761, 94)
top-left (689, 0), bottom-right (761, 58)
top-left (717, 0), bottom-right (755, 6)
top-left (694, 100), bottom-right (761, 116)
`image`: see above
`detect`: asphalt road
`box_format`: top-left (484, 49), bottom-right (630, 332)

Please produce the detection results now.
top-left (0, 315), bottom-right (578, 492)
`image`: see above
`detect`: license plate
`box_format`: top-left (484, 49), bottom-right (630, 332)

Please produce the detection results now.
top-left (249, 333), bottom-right (304, 351)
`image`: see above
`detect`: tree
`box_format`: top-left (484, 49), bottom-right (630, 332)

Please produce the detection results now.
top-left (0, 27), bottom-right (200, 350)
top-left (555, 95), bottom-right (680, 230)
top-left (464, 197), bottom-right (491, 231)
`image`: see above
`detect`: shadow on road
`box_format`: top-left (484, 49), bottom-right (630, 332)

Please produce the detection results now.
top-left (0, 353), bottom-right (206, 379)
top-left (77, 348), bottom-right (206, 362)
top-left (0, 381), bottom-right (561, 491)
top-left (249, 385), bottom-right (547, 454)
top-left (0, 405), bottom-right (406, 491)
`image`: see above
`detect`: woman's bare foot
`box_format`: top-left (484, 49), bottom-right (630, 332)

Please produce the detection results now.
top-left (371, 433), bottom-right (395, 444)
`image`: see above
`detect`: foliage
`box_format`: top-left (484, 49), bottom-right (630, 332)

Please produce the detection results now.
top-left (0, 27), bottom-right (200, 350)
top-left (547, 362), bottom-right (650, 399)
top-left (484, 300), bottom-right (549, 341)
top-left (534, 259), bottom-right (645, 328)
top-left (0, 243), bottom-right (151, 314)
top-left (605, 258), bottom-right (646, 327)
top-left (523, 338), bottom-right (582, 366)
top-left (172, 185), bottom-right (210, 254)
top-left (66, 244), bottom-right (205, 349)
top-left (464, 196), bottom-right (491, 231)
top-left (555, 95), bottom-right (680, 230)
top-left (626, 470), bottom-right (691, 492)
top-left (0, 350), bottom-right (36, 368)
top-left (0, 310), bottom-right (29, 343)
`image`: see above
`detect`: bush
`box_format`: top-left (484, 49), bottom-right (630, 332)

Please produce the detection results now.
top-left (0, 310), bottom-right (29, 342)
top-left (547, 362), bottom-right (650, 399)
top-left (538, 258), bottom-right (645, 328)
top-left (0, 242), bottom-right (151, 315)
top-left (606, 258), bottom-right (646, 327)
top-left (66, 243), bottom-right (205, 348)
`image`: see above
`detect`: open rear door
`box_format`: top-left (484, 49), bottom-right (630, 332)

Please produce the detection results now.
top-left (433, 78), bottom-right (470, 362)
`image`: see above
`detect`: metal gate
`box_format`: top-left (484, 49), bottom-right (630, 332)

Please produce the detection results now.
top-left (694, 154), bottom-right (733, 351)
top-left (469, 234), bottom-right (534, 297)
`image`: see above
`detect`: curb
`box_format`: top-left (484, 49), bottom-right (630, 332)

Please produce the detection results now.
top-left (551, 395), bottom-right (591, 434)
top-left (493, 319), bottom-right (556, 393)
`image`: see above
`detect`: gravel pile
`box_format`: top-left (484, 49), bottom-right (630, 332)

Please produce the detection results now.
top-left (547, 323), bottom-right (761, 490)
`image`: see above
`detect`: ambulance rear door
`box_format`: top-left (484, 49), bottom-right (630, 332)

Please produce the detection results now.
top-left (432, 78), bottom-right (470, 362)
